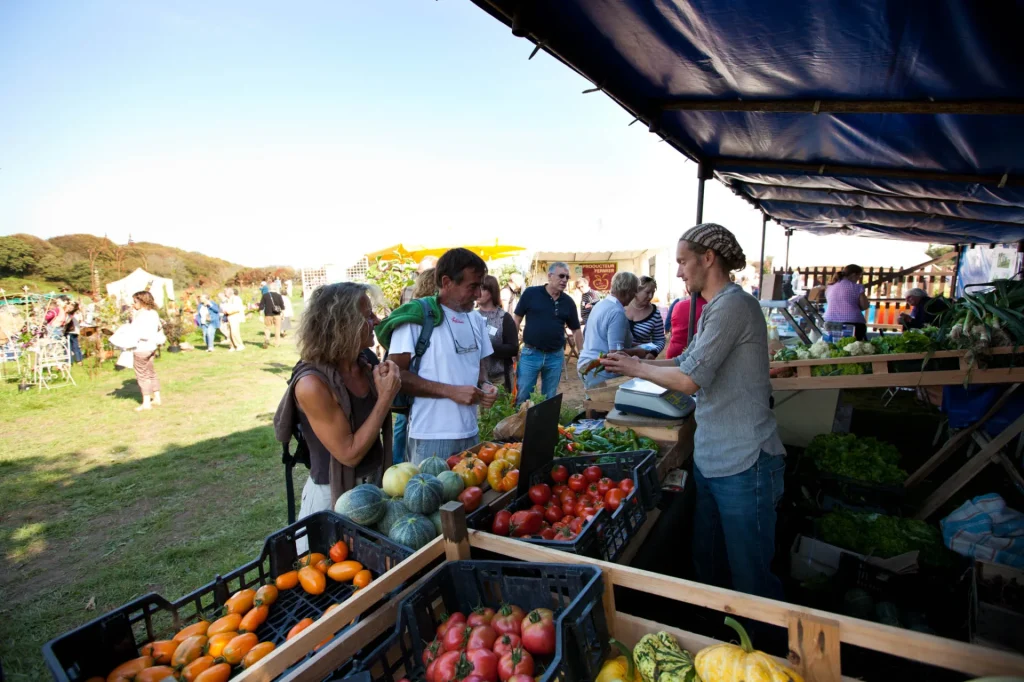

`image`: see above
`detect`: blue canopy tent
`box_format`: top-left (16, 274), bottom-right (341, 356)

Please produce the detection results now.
top-left (465, 0), bottom-right (1024, 337)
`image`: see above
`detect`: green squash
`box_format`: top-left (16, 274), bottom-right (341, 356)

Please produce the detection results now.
top-left (377, 498), bottom-right (412, 535)
top-left (403, 474), bottom-right (445, 515)
top-left (418, 457), bottom-right (450, 477)
top-left (435, 470), bottom-right (465, 502)
top-left (335, 484), bottom-right (387, 526)
top-left (429, 510), bottom-right (443, 535)
top-left (388, 514), bottom-right (437, 550)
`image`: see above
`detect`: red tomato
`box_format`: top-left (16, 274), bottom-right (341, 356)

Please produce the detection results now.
top-left (520, 611), bottom-right (556, 656)
top-left (423, 639), bottom-right (443, 666)
top-left (554, 526), bottom-right (575, 541)
top-left (605, 488), bottom-right (626, 511)
top-left (583, 465), bottom-right (603, 483)
top-left (437, 612), bottom-right (467, 639)
top-left (465, 648), bottom-right (499, 682)
top-left (507, 676), bottom-right (533, 682)
top-left (619, 478), bottom-right (635, 494)
top-left (559, 502), bottom-right (573, 517)
top-left (509, 510), bottom-right (542, 537)
top-left (498, 647), bottom-right (535, 681)
top-left (426, 659), bottom-right (438, 682)
top-left (559, 490), bottom-right (577, 506)
top-left (432, 650), bottom-right (465, 682)
top-left (569, 517), bottom-right (585, 534)
top-left (574, 500), bottom-right (593, 518)
top-left (527, 484), bottom-right (551, 506)
top-left (491, 510), bottom-right (511, 536)
top-left (597, 477), bottom-right (615, 497)
top-left (540, 528), bottom-right (556, 540)
top-left (492, 604), bottom-right (525, 637)
top-left (544, 505), bottom-right (563, 524)
top-left (467, 625), bottom-right (498, 651)
top-left (529, 504), bottom-right (546, 516)
top-left (550, 464), bottom-right (569, 483)
top-left (492, 632), bottom-right (522, 657)
top-left (443, 624), bottom-right (471, 652)
top-left (551, 484), bottom-right (568, 497)
top-left (561, 515), bottom-right (575, 524)
top-left (585, 482), bottom-right (601, 500)
top-left (468, 607), bottom-right (496, 628)
top-left (592, 498), bottom-right (606, 512)
top-left (446, 454), bottom-right (465, 469)
top-left (459, 487), bottom-right (483, 513)
top-left (567, 474), bottom-right (586, 492)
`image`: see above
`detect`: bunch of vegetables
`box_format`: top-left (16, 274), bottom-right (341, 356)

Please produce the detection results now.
top-left (556, 426), bottom-right (658, 458)
top-left (804, 433), bottom-right (907, 485)
top-left (933, 279), bottom-right (1024, 370)
top-left (421, 603), bottom-right (558, 682)
top-left (448, 442), bottom-right (523, 493)
top-left (818, 509), bottom-right (951, 568)
top-left (489, 464), bottom-right (637, 543)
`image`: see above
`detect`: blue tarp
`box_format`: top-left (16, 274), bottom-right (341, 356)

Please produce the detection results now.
top-left (467, 0), bottom-right (1024, 244)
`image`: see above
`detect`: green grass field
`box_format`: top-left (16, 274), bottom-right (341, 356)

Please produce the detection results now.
top-left (0, 313), bottom-right (304, 680)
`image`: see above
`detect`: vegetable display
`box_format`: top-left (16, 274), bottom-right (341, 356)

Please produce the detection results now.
top-left (633, 631), bottom-right (697, 682)
top-left (694, 617), bottom-right (803, 682)
top-left (556, 426), bottom-right (658, 458)
top-left (804, 433), bottom-right (907, 485)
top-left (818, 509), bottom-right (951, 568)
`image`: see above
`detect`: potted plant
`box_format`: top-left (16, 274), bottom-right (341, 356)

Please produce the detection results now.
top-left (163, 316), bottom-right (185, 353)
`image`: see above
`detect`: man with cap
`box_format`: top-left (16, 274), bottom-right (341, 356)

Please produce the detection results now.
top-left (899, 288), bottom-right (936, 330)
top-left (601, 223), bottom-right (786, 600)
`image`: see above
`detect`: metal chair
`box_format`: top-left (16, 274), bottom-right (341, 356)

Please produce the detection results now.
top-left (32, 337), bottom-right (76, 390)
top-left (0, 341), bottom-right (23, 380)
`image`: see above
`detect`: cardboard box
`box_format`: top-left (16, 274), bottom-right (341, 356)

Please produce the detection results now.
top-left (970, 560), bottom-right (1024, 652)
top-left (789, 535), bottom-right (919, 582)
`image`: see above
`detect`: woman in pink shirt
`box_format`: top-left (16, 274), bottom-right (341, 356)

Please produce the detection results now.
top-left (824, 264), bottom-right (869, 340)
top-left (666, 293), bottom-right (706, 359)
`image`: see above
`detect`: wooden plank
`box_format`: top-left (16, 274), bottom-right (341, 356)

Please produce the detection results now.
top-left (440, 501), bottom-right (471, 561)
top-left (904, 383), bottom-right (1020, 487)
top-left (584, 399), bottom-right (614, 417)
top-left (798, 365), bottom-right (812, 378)
top-left (771, 366), bottom-right (1024, 391)
top-left (788, 612), bottom-right (842, 682)
top-left (770, 346), bottom-right (1019, 369)
top-left (871, 361), bottom-right (889, 375)
top-left (233, 536), bottom-right (445, 682)
top-left (915, 412), bottom-right (1024, 520)
top-left (468, 532), bottom-right (1024, 677)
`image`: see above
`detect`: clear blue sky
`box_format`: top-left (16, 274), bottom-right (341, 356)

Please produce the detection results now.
top-left (0, 0), bottom-right (925, 269)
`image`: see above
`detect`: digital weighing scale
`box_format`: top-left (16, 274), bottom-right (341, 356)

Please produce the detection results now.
top-left (613, 378), bottom-right (695, 420)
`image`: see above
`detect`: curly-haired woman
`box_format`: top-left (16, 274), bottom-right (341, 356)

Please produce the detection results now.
top-left (128, 291), bottom-right (163, 411)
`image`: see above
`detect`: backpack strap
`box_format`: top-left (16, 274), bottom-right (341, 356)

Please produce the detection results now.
top-left (410, 297), bottom-right (437, 372)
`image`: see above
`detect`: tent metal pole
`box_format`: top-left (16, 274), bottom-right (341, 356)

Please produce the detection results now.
top-left (758, 213), bottom-right (768, 297)
top-left (784, 230), bottom-right (791, 270)
top-left (687, 173), bottom-right (707, 345)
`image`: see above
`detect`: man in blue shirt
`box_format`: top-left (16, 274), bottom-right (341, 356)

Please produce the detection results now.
top-left (513, 262), bottom-right (582, 405)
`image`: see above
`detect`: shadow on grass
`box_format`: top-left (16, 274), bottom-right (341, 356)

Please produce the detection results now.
top-left (0, 425), bottom-right (291, 681)
top-left (262, 361), bottom-right (295, 378)
top-left (106, 378), bottom-right (142, 403)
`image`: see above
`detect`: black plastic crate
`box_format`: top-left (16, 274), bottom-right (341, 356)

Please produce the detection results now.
top-left (533, 450), bottom-right (660, 511)
top-left (43, 511), bottom-right (412, 682)
top-left (468, 481), bottom-right (647, 563)
top-left (352, 561), bottom-right (607, 682)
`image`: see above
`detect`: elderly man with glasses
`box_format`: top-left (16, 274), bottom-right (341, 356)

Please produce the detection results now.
top-left (512, 262), bottom-right (583, 406)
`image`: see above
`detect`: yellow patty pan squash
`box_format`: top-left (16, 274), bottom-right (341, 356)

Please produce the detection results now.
top-left (596, 639), bottom-right (642, 682)
top-left (695, 617), bottom-right (804, 682)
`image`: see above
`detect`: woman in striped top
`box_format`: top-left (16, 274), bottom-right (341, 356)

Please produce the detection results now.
top-left (626, 276), bottom-right (666, 358)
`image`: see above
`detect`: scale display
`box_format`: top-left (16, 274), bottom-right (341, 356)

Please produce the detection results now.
top-left (614, 378), bottom-right (695, 419)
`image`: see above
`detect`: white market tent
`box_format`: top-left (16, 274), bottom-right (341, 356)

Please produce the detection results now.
top-left (105, 268), bottom-right (175, 309)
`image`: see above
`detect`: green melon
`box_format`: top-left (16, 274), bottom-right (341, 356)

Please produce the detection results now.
top-left (436, 470), bottom-right (465, 502)
top-left (418, 457), bottom-right (450, 477)
top-left (429, 510), bottom-right (443, 535)
top-left (403, 474), bottom-right (445, 515)
top-left (335, 484), bottom-right (387, 526)
top-left (389, 514), bottom-right (437, 550)
top-left (377, 498), bottom-right (412, 535)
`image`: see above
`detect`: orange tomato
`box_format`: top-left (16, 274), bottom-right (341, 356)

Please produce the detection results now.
top-left (193, 663), bottom-right (232, 682)
top-left (297, 552), bottom-right (327, 569)
top-left (106, 656), bottom-right (153, 681)
top-left (287, 617), bottom-right (314, 640)
top-left (476, 443), bottom-right (498, 465)
top-left (298, 565), bottom-right (326, 595)
top-left (225, 588), bottom-right (256, 615)
top-left (239, 604), bottom-right (269, 633)
top-left (221, 632), bottom-right (259, 665)
top-left (314, 636), bottom-right (332, 651)
top-left (487, 459), bottom-right (517, 492)
top-left (134, 666), bottom-right (177, 682)
top-left (329, 541), bottom-right (349, 564)
top-left (180, 655), bottom-right (216, 682)
top-left (352, 569), bottom-right (372, 589)
top-left (139, 640), bottom-right (178, 665)
top-left (207, 613), bottom-right (241, 636)
top-left (314, 557), bottom-right (331, 574)
top-left (327, 560), bottom-right (363, 583)
top-left (495, 447), bottom-right (521, 469)
top-left (453, 456), bottom-right (488, 487)
top-left (171, 635), bottom-right (207, 668)
top-left (275, 570), bottom-right (299, 590)
top-left (254, 584), bottom-right (278, 607)
top-left (204, 632), bottom-right (236, 658)
top-left (241, 641), bottom-right (276, 668)
top-left (173, 621), bottom-right (210, 642)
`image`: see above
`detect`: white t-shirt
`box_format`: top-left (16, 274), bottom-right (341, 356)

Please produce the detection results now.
top-left (390, 305), bottom-right (494, 440)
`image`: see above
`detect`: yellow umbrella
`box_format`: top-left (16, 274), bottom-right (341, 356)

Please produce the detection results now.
top-left (366, 241), bottom-right (525, 262)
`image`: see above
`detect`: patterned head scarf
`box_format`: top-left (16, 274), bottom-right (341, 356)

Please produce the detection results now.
top-left (681, 223), bottom-right (746, 269)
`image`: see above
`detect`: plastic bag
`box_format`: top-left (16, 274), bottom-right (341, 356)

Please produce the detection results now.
top-left (493, 400), bottom-right (532, 441)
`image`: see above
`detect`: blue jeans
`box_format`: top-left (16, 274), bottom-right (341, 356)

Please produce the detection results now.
top-left (69, 334), bottom-right (82, 363)
top-left (516, 346), bottom-right (564, 405)
top-left (393, 413), bottom-right (408, 464)
top-left (202, 324), bottom-right (217, 350)
top-left (693, 451), bottom-right (785, 600)
top-left (407, 435), bottom-right (478, 466)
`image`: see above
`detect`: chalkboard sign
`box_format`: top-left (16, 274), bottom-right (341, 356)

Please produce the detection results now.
top-left (516, 394), bottom-right (562, 498)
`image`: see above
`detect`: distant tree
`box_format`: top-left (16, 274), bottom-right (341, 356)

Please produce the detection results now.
top-left (926, 244), bottom-right (954, 260)
top-left (0, 236), bottom-right (34, 276)
top-left (37, 253), bottom-right (71, 281)
top-left (65, 262), bottom-right (94, 292)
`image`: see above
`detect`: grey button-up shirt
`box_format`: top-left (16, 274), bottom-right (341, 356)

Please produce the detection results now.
top-left (676, 283), bottom-right (785, 477)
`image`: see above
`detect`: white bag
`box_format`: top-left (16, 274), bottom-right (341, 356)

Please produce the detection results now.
top-left (116, 350), bottom-right (134, 369)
